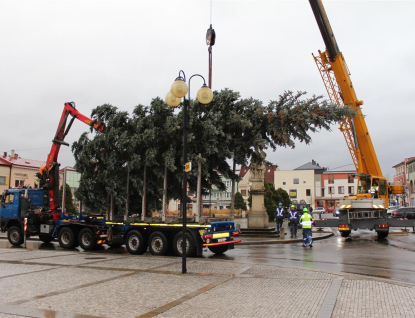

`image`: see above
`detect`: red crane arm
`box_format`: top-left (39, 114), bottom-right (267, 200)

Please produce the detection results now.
top-left (42, 102), bottom-right (104, 219)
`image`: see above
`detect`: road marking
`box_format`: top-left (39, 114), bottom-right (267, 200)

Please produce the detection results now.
top-left (317, 278), bottom-right (342, 318)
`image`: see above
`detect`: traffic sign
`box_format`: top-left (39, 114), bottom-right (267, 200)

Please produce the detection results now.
top-left (405, 184), bottom-right (409, 192)
top-left (184, 162), bottom-right (192, 172)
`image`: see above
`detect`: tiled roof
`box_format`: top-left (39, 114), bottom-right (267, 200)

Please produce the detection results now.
top-left (0, 157), bottom-right (11, 166)
top-left (294, 161), bottom-right (325, 171)
top-left (1, 156), bottom-right (46, 168)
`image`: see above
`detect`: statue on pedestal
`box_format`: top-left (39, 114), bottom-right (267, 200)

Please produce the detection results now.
top-left (248, 149), bottom-right (269, 228)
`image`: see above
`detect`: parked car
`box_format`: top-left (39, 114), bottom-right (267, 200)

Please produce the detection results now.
top-left (387, 206), bottom-right (399, 217)
top-left (313, 207), bottom-right (325, 214)
top-left (327, 206), bottom-right (334, 213)
top-left (312, 207), bottom-right (325, 218)
top-left (392, 207), bottom-right (415, 219)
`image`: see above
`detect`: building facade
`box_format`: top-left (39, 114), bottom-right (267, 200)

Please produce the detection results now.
top-left (321, 169), bottom-right (358, 209)
top-left (274, 160), bottom-right (325, 208)
top-left (392, 156), bottom-right (415, 206)
top-left (0, 150), bottom-right (65, 200)
top-left (407, 158), bottom-right (415, 207)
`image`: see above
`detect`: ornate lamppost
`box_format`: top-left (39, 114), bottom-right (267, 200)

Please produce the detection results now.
top-left (166, 70), bottom-right (213, 274)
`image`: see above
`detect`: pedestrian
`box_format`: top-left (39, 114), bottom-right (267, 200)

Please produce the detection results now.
top-left (299, 207), bottom-right (314, 247)
top-left (275, 202), bottom-right (285, 235)
top-left (288, 204), bottom-right (298, 238)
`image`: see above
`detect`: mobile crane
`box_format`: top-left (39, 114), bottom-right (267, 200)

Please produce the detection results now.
top-left (1, 102), bottom-right (240, 255)
top-left (309, 0), bottom-right (413, 238)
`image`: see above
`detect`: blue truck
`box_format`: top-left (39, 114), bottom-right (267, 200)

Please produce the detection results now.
top-left (0, 187), bottom-right (240, 256)
top-left (0, 102), bottom-right (240, 255)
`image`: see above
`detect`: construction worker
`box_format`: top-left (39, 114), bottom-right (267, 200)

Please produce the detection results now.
top-left (275, 202), bottom-right (285, 235)
top-left (299, 207), bottom-right (314, 247)
top-left (288, 205), bottom-right (298, 238)
top-left (371, 181), bottom-right (379, 198)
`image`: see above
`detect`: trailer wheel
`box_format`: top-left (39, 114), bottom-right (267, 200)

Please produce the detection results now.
top-left (39, 234), bottom-right (54, 244)
top-left (125, 230), bottom-right (147, 255)
top-left (8, 226), bottom-right (24, 246)
top-left (79, 228), bottom-right (97, 250)
top-left (340, 230), bottom-right (351, 238)
top-left (148, 231), bottom-right (168, 256)
top-left (173, 232), bottom-right (195, 257)
top-left (58, 227), bottom-right (77, 249)
top-left (208, 244), bottom-right (229, 255)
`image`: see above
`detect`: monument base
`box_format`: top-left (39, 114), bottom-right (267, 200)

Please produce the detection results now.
top-left (248, 211), bottom-right (269, 228)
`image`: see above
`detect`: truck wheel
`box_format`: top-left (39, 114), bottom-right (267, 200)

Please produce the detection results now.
top-left (208, 244), bottom-right (229, 255)
top-left (79, 228), bottom-right (97, 250)
top-left (340, 230), bottom-right (351, 238)
top-left (39, 234), bottom-right (54, 243)
top-left (125, 230), bottom-right (147, 255)
top-left (58, 227), bottom-right (77, 249)
top-left (173, 232), bottom-right (195, 257)
top-left (148, 231), bottom-right (168, 256)
top-left (8, 226), bottom-right (24, 246)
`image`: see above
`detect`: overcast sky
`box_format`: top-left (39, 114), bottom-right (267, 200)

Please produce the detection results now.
top-left (1, 0), bottom-right (414, 181)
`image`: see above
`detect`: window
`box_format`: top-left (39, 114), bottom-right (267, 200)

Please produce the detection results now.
top-left (0, 176), bottom-right (6, 185)
top-left (241, 190), bottom-right (247, 196)
top-left (328, 174), bottom-right (334, 184)
top-left (306, 189), bottom-right (311, 196)
top-left (348, 186), bottom-right (354, 194)
top-left (283, 182), bottom-right (286, 185)
top-left (225, 192), bottom-right (231, 198)
top-left (4, 193), bottom-right (14, 204)
top-left (328, 186), bottom-right (334, 194)
top-left (321, 188), bottom-right (325, 197)
top-left (225, 181), bottom-right (231, 187)
top-left (293, 178), bottom-right (299, 184)
top-left (348, 174), bottom-right (354, 183)
top-left (338, 186), bottom-right (344, 194)
top-left (15, 180), bottom-right (24, 187)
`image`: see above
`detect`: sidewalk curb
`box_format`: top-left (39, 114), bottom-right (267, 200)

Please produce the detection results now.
top-left (238, 229), bottom-right (334, 245)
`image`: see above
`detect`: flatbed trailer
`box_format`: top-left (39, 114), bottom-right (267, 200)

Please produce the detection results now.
top-left (0, 188), bottom-right (240, 255)
top-left (107, 220), bottom-right (240, 256)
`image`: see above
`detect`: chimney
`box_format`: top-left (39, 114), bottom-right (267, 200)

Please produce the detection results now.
top-left (3, 152), bottom-right (6, 158)
top-left (11, 150), bottom-right (15, 158)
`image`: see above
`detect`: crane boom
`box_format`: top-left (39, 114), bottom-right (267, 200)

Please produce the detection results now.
top-left (309, 0), bottom-right (382, 178)
top-left (40, 102), bottom-right (104, 220)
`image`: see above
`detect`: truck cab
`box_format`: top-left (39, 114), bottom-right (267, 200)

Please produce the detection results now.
top-left (1, 188), bottom-right (45, 219)
top-left (0, 188), bottom-right (47, 245)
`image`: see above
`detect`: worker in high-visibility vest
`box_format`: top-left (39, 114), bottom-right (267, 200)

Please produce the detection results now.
top-left (274, 202), bottom-right (285, 235)
top-left (299, 207), bottom-right (314, 247)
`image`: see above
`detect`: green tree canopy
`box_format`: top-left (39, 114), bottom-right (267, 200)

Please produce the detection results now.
top-left (72, 89), bottom-right (354, 215)
top-left (234, 192), bottom-right (247, 211)
top-left (59, 183), bottom-right (76, 215)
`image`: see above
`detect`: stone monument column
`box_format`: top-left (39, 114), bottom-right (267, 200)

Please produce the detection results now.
top-left (247, 150), bottom-right (269, 228)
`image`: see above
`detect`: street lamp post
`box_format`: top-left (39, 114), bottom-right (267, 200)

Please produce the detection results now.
top-left (166, 70), bottom-right (213, 274)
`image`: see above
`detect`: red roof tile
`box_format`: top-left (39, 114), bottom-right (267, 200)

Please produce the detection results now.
top-left (2, 156), bottom-right (46, 168)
